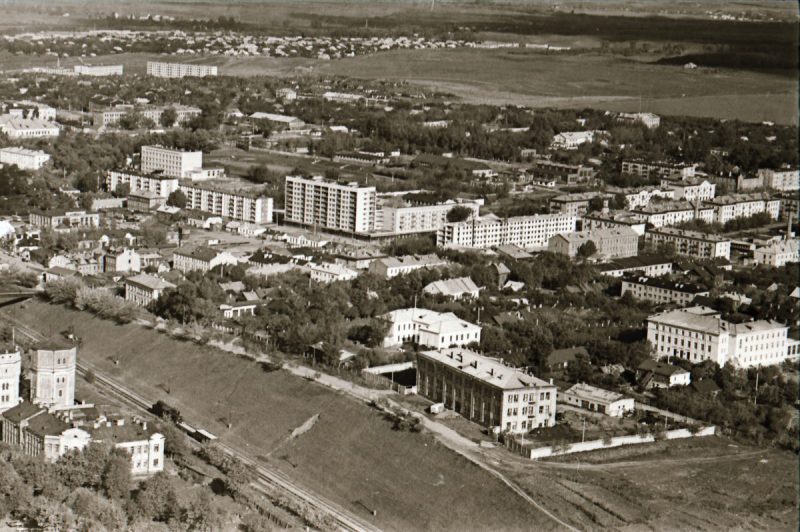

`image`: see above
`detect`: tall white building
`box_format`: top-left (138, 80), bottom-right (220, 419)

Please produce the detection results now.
top-left (141, 145), bottom-right (203, 178)
top-left (0, 346), bottom-right (21, 414)
top-left (180, 182), bottom-right (273, 224)
top-left (0, 147), bottom-right (50, 170)
top-left (146, 61), bottom-right (217, 78)
top-left (106, 170), bottom-right (180, 198)
top-left (647, 306), bottom-right (790, 369)
top-left (377, 197), bottom-right (481, 235)
top-left (284, 176), bottom-right (376, 234)
top-left (758, 168), bottom-right (799, 192)
top-left (438, 213), bottom-right (576, 250)
top-left (28, 344), bottom-right (76, 409)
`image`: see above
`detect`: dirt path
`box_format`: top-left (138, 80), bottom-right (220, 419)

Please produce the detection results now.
top-left (538, 448), bottom-right (769, 471)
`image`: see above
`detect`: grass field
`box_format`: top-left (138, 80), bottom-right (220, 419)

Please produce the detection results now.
top-left (7, 300), bottom-right (561, 532)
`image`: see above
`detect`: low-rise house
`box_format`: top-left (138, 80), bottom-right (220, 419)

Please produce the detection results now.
top-left (381, 308), bottom-right (481, 349)
top-left (219, 301), bottom-right (260, 319)
top-left (636, 360), bottom-right (691, 389)
top-left (545, 346), bottom-right (587, 373)
top-left (561, 383), bottom-right (635, 417)
top-left (0, 147), bottom-right (50, 170)
top-left (528, 159), bottom-right (594, 184)
top-left (621, 275), bottom-right (709, 306)
top-left (661, 178), bottom-right (715, 202)
top-left (309, 262), bottom-right (359, 283)
top-left (598, 254), bottom-right (673, 278)
top-left (124, 274), bottom-right (176, 307)
top-left (422, 277), bottom-right (480, 300)
top-left (128, 190), bottom-right (166, 212)
top-left (173, 247), bottom-right (238, 273)
top-left (494, 244), bottom-right (534, 261)
top-left (622, 159), bottom-right (695, 180)
top-left (417, 348), bottom-right (557, 434)
top-left (283, 233), bottom-right (329, 249)
top-left (0, 402), bottom-right (90, 462)
top-left (551, 130), bottom-right (601, 150)
top-left (29, 210), bottom-right (100, 231)
top-left (369, 254), bottom-right (448, 279)
top-left (753, 239), bottom-right (798, 268)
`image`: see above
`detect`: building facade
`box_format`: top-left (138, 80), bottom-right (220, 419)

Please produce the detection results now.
top-left (438, 214), bottom-right (576, 250)
top-left (106, 170), bottom-right (180, 198)
top-left (29, 210), bottom-right (100, 230)
top-left (753, 239), bottom-right (799, 268)
top-left (703, 194), bottom-right (780, 225)
top-left (758, 168), bottom-right (799, 192)
top-left (631, 202), bottom-right (714, 228)
top-left (124, 274), bottom-right (176, 306)
top-left (661, 178), bottom-right (716, 202)
top-left (173, 247), bottom-right (239, 273)
top-left (547, 227), bottom-right (639, 259)
top-left (146, 61), bottom-right (217, 78)
top-left (645, 227), bottom-right (731, 260)
top-left (377, 198), bottom-right (480, 235)
top-left (179, 182), bottom-right (273, 224)
top-left (0, 346), bottom-right (21, 414)
top-left (622, 159), bottom-right (695, 179)
top-left (141, 145), bottom-right (203, 178)
top-left (621, 276), bottom-right (709, 306)
top-left (561, 383), bottom-right (635, 417)
top-left (417, 348), bottom-right (557, 434)
top-left (28, 344), bottom-right (76, 409)
top-left (382, 308), bottom-right (481, 349)
top-left (0, 147), bottom-right (50, 170)
top-left (284, 176), bottom-right (376, 234)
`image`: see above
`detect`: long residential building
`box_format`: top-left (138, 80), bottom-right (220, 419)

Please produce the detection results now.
top-left (93, 104), bottom-right (201, 128)
top-left (376, 197), bottom-right (481, 235)
top-left (106, 169), bottom-right (180, 198)
top-left (631, 201), bottom-right (714, 228)
top-left (758, 167), bottom-right (799, 192)
top-left (438, 213), bottom-right (576, 250)
top-left (284, 175), bottom-right (376, 234)
top-left (647, 306), bottom-right (790, 368)
top-left (179, 181), bottom-right (273, 224)
top-left (382, 308), bottom-right (481, 349)
top-left (621, 276), bottom-right (709, 306)
top-left (703, 194), bottom-right (780, 225)
top-left (615, 112), bottom-right (660, 129)
top-left (0, 147), bottom-right (50, 170)
top-left (369, 254), bottom-right (448, 279)
top-left (0, 115), bottom-right (60, 139)
top-left (528, 159), bottom-right (594, 184)
top-left (417, 348), bottom-right (557, 434)
top-left (548, 227), bottom-right (639, 259)
top-left (622, 187), bottom-right (675, 209)
top-left (124, 274), bottom-right (176, 306)
top-left (599, 254), bottom-right (673, 278)
top-left (29, 210), bottom-right (99, 230)
top-left (173, 247), bottom-right (239, 273)
top-left (146, 61), bottom-right (218, 78)
top-left (622, 159), bottom-right (696, 179)
top-left (645, 227), bottom-right (731, 260)
top-left (141, 145), bottom-right (203, 178)
top-left (73, 64), bottom-right (123, 76)
top-left (661, 178), bottom-right (716, 202)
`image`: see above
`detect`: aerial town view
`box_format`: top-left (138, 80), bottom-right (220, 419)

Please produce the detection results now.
top-left (0, 0), bottom-right (797, 530)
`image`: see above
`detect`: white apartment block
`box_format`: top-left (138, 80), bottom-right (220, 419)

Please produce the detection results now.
top-left (125, 274), bottom-right (176, 306)
top-left (645, 227), bottom-right (731, 260)
top-left (173, 247), bottom-right (239, 273)
top-left (631, 201), bottom-right (714, 228)
top-left (758, 168), bottom-right (799, 192)
top-left (0, 347), bottom-right (21, 414)
top-left (661, 178), bottom-right (715, 202)
top-left (180, 183), bottom-right (273, 224)
top-left (621, 276), bottom-right (709, 306)
top-left (0, 147), bottom-right (50, 170)
top-left (551, 131), bottom-right (600, 150)
top-left (141, 145), bottom-right (203, 178)
top-left (753, 239), bottom-right (799, 268)
top-left (438, 213), bottom-right (576, 250)
top-left (28, 344), bottom-right (76, 409)
top-left (309, 262), bottom-right (359, 283)
top-left (623, 187), bottom-right (675, 209)
top-left (94, 104), bottom-right (201, 128)
top-left (647, 306), bottom-right (789, 368)
top-left (106, 170), bottom-right (180, 198)
top-left (549, 192), bottom-right (608, 217)
top-left (382, 308), bottom-right (481, 349)
top-left (417, 348), bottom-right (557, 434)
top-left (0, 115), bottom-right (60, 139)
top-left (377, 198), bottom-right (480, 235)
top-left (703, 194), bottom-right (780, 225)
top-left (74, 64), bottom-right (123, 76)
top-left (146, 61), bottom-right (218, 78)
top-left (284, 176), bottom-right (376, 234)
top-left (29, 210), bottom-right (100, 230)
top-left (622, 159), bottom-right (696, 179)
top-left (616, 112), bottom-right (660, 129)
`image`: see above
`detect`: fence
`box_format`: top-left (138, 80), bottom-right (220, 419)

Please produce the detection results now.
top-left (506, 426), bottom-right (716, 460)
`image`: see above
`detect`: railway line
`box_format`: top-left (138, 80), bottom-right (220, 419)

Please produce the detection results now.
top-left (1, 312), bottom-right (379, 532)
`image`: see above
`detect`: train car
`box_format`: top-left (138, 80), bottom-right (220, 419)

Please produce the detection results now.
top-left (151, 400), bottom-right (183, 424)
top-left (192, 428), bottom-right (218, 443)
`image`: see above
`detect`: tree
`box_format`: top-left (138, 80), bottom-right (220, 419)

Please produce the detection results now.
top-left (101, 449), bottom-right (131, 500)
top-left (587, 196), bottom-right (606, 213)
top-left (113, 182), bottom-right (130, 198)
top-left (166, 189), bottom-right (187, 209)
top-left (446, 205), bottom-right (474, 223)
top-left (133, 473), bottom-right (178, 522)
top-left (577, 240), bottom-right (598, 258)
top-left (159, 107), bottom-right (178, 128)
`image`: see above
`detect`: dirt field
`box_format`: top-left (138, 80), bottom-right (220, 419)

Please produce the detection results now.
top-left (490, 436), bottom-right (798, 531)
top-left (7, 300), bottom-right (561, 532)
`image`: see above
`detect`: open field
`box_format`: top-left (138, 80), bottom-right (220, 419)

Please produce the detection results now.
top-left (491, 436), bottom-right (799, 530)
top-left (5, 299), bottom-right (561, 532)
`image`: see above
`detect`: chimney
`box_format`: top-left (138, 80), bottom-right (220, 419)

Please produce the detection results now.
top-left (142, 421), bottom-right (147, 431)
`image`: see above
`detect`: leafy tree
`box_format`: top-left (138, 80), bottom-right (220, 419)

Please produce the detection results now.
top-left (577, 240), bottom-right (598, 258)
top-left (166, 189), bottom-right (187, 209)
top-left (133, 473), bottom-right (178, 522)
top-left (101, 449), bottom-right (132, 500)
top-left (587, 196), bottom-right (606, 213)
top-left (159, 107), bottom-right (178, 128)
top-left (113, 182), bottom-right (131, 198)
top-left (446, 205), bottom-right (474, 223)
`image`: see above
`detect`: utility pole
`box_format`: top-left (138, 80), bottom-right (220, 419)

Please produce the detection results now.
top-left (581, 417), bottom-right (586, 443)
top-left (753, 370), bottom-right (759, 406)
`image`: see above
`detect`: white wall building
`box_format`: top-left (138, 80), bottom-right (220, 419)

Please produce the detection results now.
top-left (661, 178), bottom-right (716, 202)
top-left (0, 147), bottom-right (50, 170)
top-left (623, 187), bottom-right (675, 209)
top-left (173, 247), bottom-right (239, 273)
top-left (141, 145), bottom-right (203, 178)
top-left (623, 159), bottom-right (696, 179)
top-left (376, 198), bottom-right (481, 235)
top-left (621, 276), bottom-right (709, 306)
top-left (758, 168), bottom-right (799, 192)
top-left (703, 194), bottom-right (780, 225)
top-left (180, 183), bottom-right (273, 224)
top-left (753, 239), bottom-right (799, 268)
top-left (125, 274), bottom-right (176, 306)
top-left (631, 201), bottom-right (714, 228)
top-left (438, 213), bottom-right (576, 250)
top-left (309, 262), bottom-right (359, 283)
top-left (369, 254), bottom-right (448, 279)
top-left (28, 344), bottom-right (76, 409)
top-left (146, 61), bottom-right (217, 78)
top-left (106, 170), bottom-right (180, 198)
top-left (645, 227), bottom-right (731, 260)
top-left (561, 383), bottom-right (635, 417)
top-left (74, 64), bottom-right (123, 76)
top-left (0, 347), bottom-right (21, 414)
top-left (284, 176), bottom-right (376, 234)
top-left (551, 131), bottom-right (601, 150)
top-left (0, 115), bottom-right (60, 139)
top-left (616, 112), bottom-right (660, 129)
top-left (382, 308), bottom-right (481, 349)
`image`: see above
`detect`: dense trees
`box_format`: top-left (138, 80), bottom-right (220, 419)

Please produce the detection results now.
top-left (166, 189), bottom-right (187, 209)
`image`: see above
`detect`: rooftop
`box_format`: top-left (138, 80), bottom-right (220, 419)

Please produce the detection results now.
top-left (638, 359), bottom-right (690, 376)
top-left (423, 277), bottom-right (479, 297)
top-left (565, 382), bottom-right (627, 403)
top-left (420, 348), bottom-right (553, 390)
top-left (125, 273), bottom-right (176, 291)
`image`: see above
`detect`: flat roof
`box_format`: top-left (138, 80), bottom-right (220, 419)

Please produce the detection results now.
top-left (419, 348), bottom-right (553, 391)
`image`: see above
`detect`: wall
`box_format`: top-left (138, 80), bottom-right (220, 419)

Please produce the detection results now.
top-left (506, 426), bottom-right (716, 460)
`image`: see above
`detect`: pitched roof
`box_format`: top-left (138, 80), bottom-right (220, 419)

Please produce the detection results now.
top-left (638, 359), bottom-right (689, 376)
top-left (423, 277), bottom-right (479, 297)
top-left (547, 346), bottom-right (588, 365)
top-left (1, 401), bottom-right (44, 423)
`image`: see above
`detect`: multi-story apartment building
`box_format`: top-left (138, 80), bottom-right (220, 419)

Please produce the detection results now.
top-left (0, 345), bottom-right (21, 414)
top-left (376, 197), bottom-right (480, 235)
top-left (645, 227), bottom-right (731, 260)
top-left (106, 169), bottom-right (180, 198)
top-left (382, 308), bottom-right (482, 349)
top-left (417, 348), bottom-right (557, 434)
top-left (548, 226), bottom-right (639, 259)
top-left (73, 64), bottom-right (123, 76)
top-left (753, 239), bottom-right (799, 268)
top-left (438, 213), bottom-right (576, 250)
top-left (28, 343), bottom-right (76, 409)
top-left (758, 167), bottom-right (799, 192)
top-left (173, 247), bottom-right (239, 273)
top-left (622, 159), bottom-right (696, 180)
top-left (102, 248), bottom-right (141, 273)
top-left (703, 194), bottom-right (780, 225)
top-left (647, 306), bottom-right (789, 368)
top-left (661, 178), bottom-right (715, 201)
top-left (180, 182), bottom-right (273, 224)
top-left (93, 104), bottom-right (201, 128)
top-left (599, 254), bottom-right (673, 277)
top-left (0, 147), bottom-right (50, 170)
top-left (284, 176), bottom-right (377, 234)
top-left (141, 145), bottom-right (203, 178)
top-left (309, 262), bottom-right (359, 283)
top-left (29, 210), bottom-right (100, 230)
top-left (124, 274), bottom-right (176, 306)
top-left (621, 276), bottom-right (709, 306)
top-left (583, 211), bottom-right (648, 236)
top-left (622, 187), bottom-right (675, 209)
top-left (615, 112), bottom-right (660, 129)
top-left (551, 130), bottom-right (600, 150)
top-left (528, 159), bottom-right (594, 184)
top-left (631, 201), bottom-right (714, 228)
top-left (146, 61), bottom-right (218, 78)
top-left (549, 192), bottom-right (609, 217)
top-left (369, 254), bottom-right (448, 279)
top-left (0, 115), bottom-right (60, 139)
